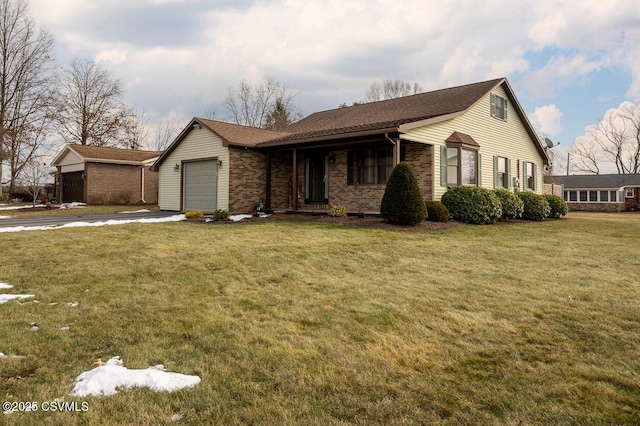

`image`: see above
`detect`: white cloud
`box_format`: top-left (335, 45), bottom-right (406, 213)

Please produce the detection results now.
top-left (21, 0), bottom-right (640, 133)
top-left (530, 104), bottom-right (563, 136)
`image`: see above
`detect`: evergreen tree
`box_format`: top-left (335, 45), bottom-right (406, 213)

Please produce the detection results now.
top-left (380, 162), bottom-right (426, 225)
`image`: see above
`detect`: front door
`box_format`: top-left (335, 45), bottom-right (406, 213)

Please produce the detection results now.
top-left (305, 155), bottom-right (328, 204)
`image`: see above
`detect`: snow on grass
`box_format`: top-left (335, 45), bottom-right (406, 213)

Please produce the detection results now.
top-left (0, 204), bottom-right (45, 211)
top-left (228, 213), bottom-right (270, 222)
top-left (118, 209), bottom-right (151, 213)
top-left (71, 356), bottom-right (201, 397)
top-left (0, 294), bottom-right (35, 304)
top-left (0, 214), bottom-right (186, 233)
top-left (59, 202), bottom-right (86, 209)
top-left (0, 282), bottom-right (35, 304)
top-left (0, 216), bottom-right (10, 219)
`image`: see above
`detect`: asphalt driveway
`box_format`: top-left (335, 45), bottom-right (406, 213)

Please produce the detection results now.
top-left (0, 211), bottom-right (181, 230)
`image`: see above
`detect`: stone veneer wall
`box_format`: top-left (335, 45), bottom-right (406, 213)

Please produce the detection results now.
top-left (228, 147), bottom-right (267, 213)
top-left (567, 202), bottom-right (625, 212)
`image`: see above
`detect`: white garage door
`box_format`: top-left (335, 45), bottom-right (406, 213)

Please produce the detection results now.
top-left (183, 160), bottom-right (218, 212)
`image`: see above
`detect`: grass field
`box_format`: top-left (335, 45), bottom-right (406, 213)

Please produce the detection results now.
top-left (1, 212), bottom-right (639, 425)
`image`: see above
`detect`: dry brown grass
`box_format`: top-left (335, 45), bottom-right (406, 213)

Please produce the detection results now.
top-left (0, 212), bottom-right (638, 424)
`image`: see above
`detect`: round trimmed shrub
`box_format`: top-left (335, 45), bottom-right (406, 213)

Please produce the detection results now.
top-left (380, 162), bottom-right (426, 225)
top-left (425, 200), bottom-right (449, 222)
top-left (516, 191), bottom-right (551, 221)
top-left (441, 186), bottom-right (502, 224)
top-left (544, 194), bottom-right (568, 218)
top-left (494, 189), bottom-right (524, 220)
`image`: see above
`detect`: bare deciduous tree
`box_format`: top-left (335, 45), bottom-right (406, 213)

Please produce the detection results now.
top-left (569, 102), bottom-right (640, 174)
top-left (120, 108), bottom-right (148, 150)
top-left (54, 58), bottom-right (129, 147)
top-left (224, 76), bottom-right (301, 130)
top-left (364, 79), bottom-right (423, 103)
top-left (20, 155), bottom-right (50, 207)
top-left (147, 117), bottom-right (180, 151)
top-left (569, 136), bottom-right (602, 174)
top-left (0, 0), bottom-right (56, 195)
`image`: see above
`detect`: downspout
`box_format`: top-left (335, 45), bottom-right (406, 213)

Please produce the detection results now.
top-left (385, 133), bottom-right (400, 165)
top-left (141, 166), bottom-right (146, 204)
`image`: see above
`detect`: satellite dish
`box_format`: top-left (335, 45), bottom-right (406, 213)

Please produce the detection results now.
top-left (544, 138), bottom-right (555, 148)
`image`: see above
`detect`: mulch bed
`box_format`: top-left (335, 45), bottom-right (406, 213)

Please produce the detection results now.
top-left (188, 213), bottom-right (466, 232)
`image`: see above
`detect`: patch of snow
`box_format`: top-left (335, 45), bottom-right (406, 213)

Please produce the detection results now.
top-left (0, 294), bottom-right (35, 304)
top-left (118, 209), bottom-right (151, 214)
top-left (0, 216), bottom-right (10, 219)
top-left (49, 302), bottom-right (58, 306)
top-left (0, 283), bottom-right (12, 289)
top-left (61, 325), bottom-right (70, 331)
top-left (0, 352), bottom-right (6, 358)
top-left (229, 213), bottom-right (269, 222)
top-left (71, 356), bottom-right (201, 397)
top-left (67, 302), bottom-right (78, 307)
top-left (59, 202), bottom-right (86, 209)
top-left (0, 204), bottom-right (45, 211)
top-left (0, 214), bottom-right (186, 233)
top-left (229, 214), bottom-right (253, 222)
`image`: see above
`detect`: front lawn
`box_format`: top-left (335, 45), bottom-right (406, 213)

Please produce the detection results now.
top-left (0, 212), bottom-right (638, 424)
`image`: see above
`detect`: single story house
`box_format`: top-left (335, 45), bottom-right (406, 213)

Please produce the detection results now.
top-left (52, 145), bottom-right (162, 204)
top-left (547, 174), bottom-right (640, 212)
top-left (152, 77), bottom-right (548, 214)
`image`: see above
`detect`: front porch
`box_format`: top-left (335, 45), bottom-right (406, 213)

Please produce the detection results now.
top-left (264, 137), bottom-right (433, 214)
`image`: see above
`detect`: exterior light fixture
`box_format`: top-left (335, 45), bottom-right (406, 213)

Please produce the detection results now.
top-left (174, 163), bottom-right (180, 171)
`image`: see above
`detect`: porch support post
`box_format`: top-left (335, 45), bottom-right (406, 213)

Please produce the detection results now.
top-left (265, 152), bottom-right (271, 209)
top-left (292, 148), bottom-right (298, 210)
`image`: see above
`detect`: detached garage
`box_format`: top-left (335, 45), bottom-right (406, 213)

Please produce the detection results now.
top-left (52, 145), bottom-right (162, 204)
top-left (152, 118), bottom-right (287, 213)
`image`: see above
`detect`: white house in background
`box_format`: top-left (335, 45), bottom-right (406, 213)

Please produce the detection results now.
top-left (152, 78), bottom-right (549, 214)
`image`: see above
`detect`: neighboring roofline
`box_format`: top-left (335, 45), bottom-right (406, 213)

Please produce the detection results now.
top-left (83, 157), bottom-right (160, 166)
top-left (52, 145), bottom-right (160, 167)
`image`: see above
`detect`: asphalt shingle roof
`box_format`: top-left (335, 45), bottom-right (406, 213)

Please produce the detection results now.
top-left (70, 145), bottom-right (162, 162)
top-left (197, 119), bottom-right (290, 147)
top-left (549, 174), bottom-right (640, 189)
top-left (258, 78), bottom-right (504, 146)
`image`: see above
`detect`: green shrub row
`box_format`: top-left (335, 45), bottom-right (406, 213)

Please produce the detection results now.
top-left (544, 194), bottom-right (569, 218)
top-left (516, 192), bottom-right (551, 221)
top-left (440, 187), bottom-right (568, 224)
top-left (494, 189), bottom-right (524, 220)
top-left (441, 186), bottom-right (502, 224)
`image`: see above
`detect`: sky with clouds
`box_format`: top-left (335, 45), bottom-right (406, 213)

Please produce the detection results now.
top-left (27, 0), bottom-right (640, 163)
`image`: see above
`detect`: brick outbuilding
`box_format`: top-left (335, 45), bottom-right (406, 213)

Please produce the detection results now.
top-left (52, 145), bottom-right (162, 205)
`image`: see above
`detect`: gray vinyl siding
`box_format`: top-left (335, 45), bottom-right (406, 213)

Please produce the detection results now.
top-left (157, 128), bottom-right (230, 211)
top-left (402, 84), bottom-right (544, 200)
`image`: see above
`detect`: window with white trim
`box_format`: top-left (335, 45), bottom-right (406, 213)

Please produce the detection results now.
top-left (445, 147), bottom-right (478, 186)
top-left (494, 156), bottom-right (509, 189)
top-left (626, 188), bottom-right (635, 198)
